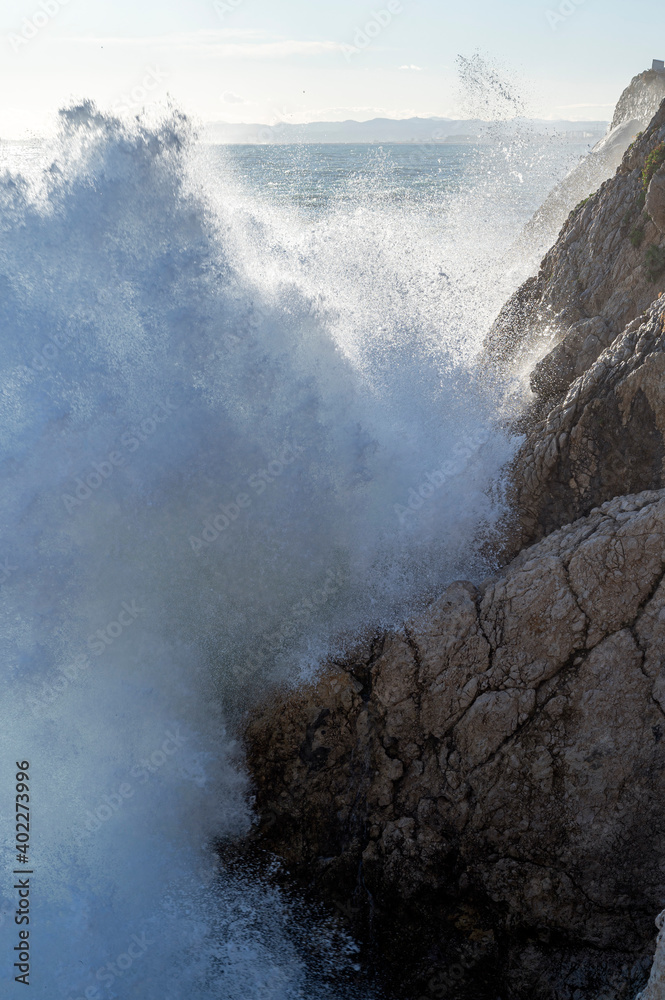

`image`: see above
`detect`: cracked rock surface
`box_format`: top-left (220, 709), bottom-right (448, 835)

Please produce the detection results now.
top-left (242, 491), bottom-right (665, 999)
top-left (500, 297), bottom-right (665, 560)
top-left (235, 88), bottom-right (665, 1000)
top-left (484, 101), bottom-right (665, 411)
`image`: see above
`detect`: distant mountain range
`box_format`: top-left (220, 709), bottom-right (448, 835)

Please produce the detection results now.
top-left (202, 116), bottom-right (609, 145)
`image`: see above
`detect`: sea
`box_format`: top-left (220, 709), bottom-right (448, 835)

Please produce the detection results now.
top-left (0, 111), bottom-right (599, 999)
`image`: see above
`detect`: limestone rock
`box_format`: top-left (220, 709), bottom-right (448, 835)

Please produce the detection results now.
top-left (611, 69), bottom-right (665, 132)
top-left (647, 167), bottom-right (665, 234)
top-left (516, 64), bottom-right (665, 270)
top-left (500, 297), bottom-right (665, 558)
top-left (484, 100), bottom-right (665, 410)
top-left (242, 491), bottom-right (665, 999)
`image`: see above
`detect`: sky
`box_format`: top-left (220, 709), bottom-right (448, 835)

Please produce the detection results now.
top-left (0, 0), bottom-right (662, 137)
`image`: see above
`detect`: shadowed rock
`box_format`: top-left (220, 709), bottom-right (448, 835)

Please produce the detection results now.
top-left (241, 491), bottom-right (665, 999)
top-left (500, 298), bottom-right (665, 560)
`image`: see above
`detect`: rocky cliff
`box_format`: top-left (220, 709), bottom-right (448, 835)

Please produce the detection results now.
top-left (497, 296), bottom-right (665, 562)
top-left (489, 98), bottom-right (665, 562)
top-left (232, 86), bottom-right (665, 1000)
top-left (486, 99), bottom-right (665, 411)
top-left (241, 490), bottom-right (665, 999)
top-left (515, 68), bottom-right (665, 263)
top-left (611, 70), bottom-right (665, 132)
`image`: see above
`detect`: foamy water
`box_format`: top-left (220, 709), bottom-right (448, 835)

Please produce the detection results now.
top-left (0, 104), bottom-right (596, 998)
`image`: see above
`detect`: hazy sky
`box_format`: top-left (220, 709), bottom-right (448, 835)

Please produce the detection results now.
top-left (0, 0), bottom-right (662, 136)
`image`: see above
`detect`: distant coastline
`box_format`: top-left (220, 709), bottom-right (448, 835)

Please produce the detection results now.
top-left (202, 115), bottom-right (608, 145)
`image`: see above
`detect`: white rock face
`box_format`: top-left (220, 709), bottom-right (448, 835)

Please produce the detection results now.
top-left (611, 69), bottom-right (665, 131)
top-left (647, 168), bottom-right (665, 233)
top-left (516, 66), bottom-right (665, 266)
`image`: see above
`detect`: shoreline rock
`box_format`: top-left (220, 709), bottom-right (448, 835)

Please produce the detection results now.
top-left (496, 296), bottom-right (665, 562)
top-left (232, 80), bottom-right (665, 1000)
top-left (240, 490), bottom-right (665, 998)
top-left (484, 100), bottom-right (665, 413)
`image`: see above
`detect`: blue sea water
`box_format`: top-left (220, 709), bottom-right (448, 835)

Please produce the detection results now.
top-left (204, 139), bottom-right (594, 217)
top-left (0, 111), bottom-right (598, 998)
